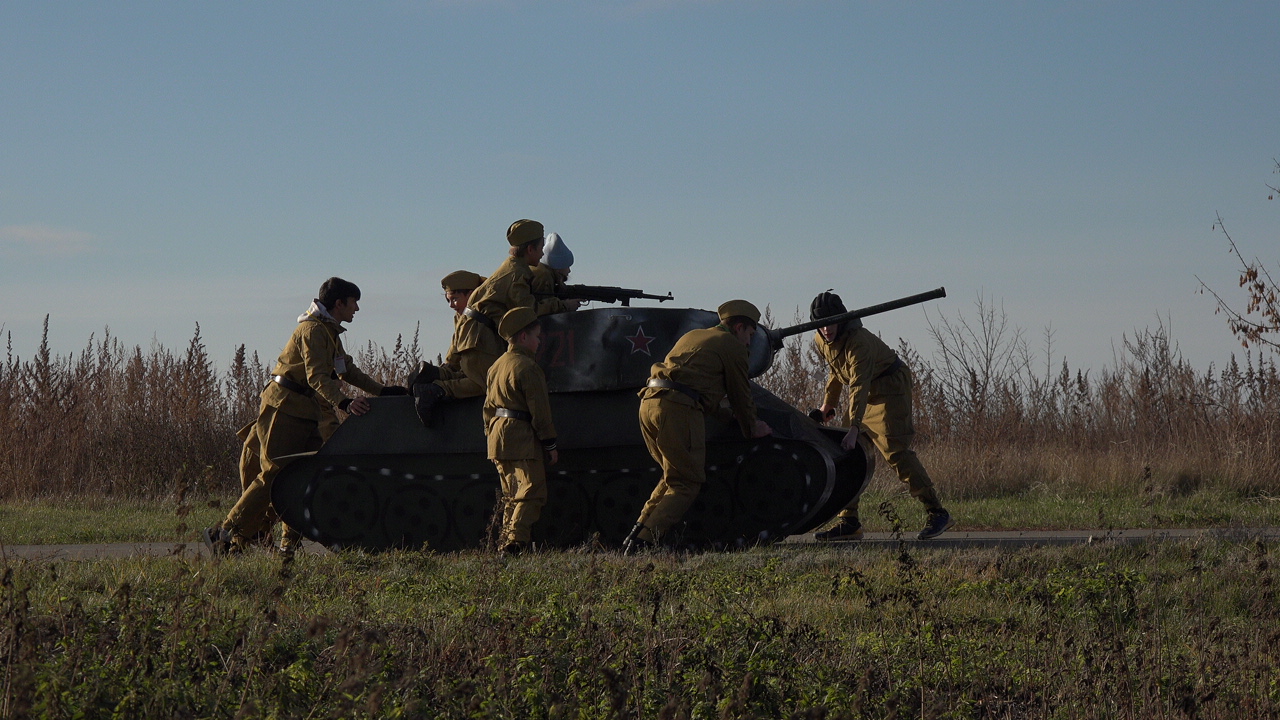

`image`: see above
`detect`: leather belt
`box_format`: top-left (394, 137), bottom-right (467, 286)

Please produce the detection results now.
top-left (272, 375), bottom-right (314, 397)
top-left (494, 407), bottom-right (533, 422)
top-left (646, 378), bottom-right (701, 404)
top-left (875, 357), bottom-right (905, 380)
top-left (463, 307), bottom-right (498, 331)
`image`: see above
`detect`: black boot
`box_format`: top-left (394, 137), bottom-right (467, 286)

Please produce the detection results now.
top-left (405, 361), bottom-right (440, 388)
top-left (412, 382), bottom-right (447, 427)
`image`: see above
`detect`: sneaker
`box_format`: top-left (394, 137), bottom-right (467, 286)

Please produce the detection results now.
top-left (814, 519), bottom-right (864, 542)
top-left (202, 526), bottom-right (237, 556)
top-left (918, 510), bottom-right (955, 540)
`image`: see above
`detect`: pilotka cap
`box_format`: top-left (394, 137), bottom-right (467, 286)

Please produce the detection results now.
top-left (507, 219), bottom-right (545, 247)
top-left (498, 306), bottom-right (540, 342)
top-left (717, 300), bottom-right (761, 325)
top-left (440, 270), bottom-right (484, 292)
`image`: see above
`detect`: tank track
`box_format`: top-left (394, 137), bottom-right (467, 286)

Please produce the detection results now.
top-left (272, 436), bottom-right (858, 552)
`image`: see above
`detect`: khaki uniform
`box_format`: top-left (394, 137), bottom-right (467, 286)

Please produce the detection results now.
top-left (484, 345), bottom-right (557, 545)
top-left (530, 264), bottom-right (572, 315)
top-left (224, 310), bottom-right (383, 544)
top-left (448, 257), bottom-right (536, 392)
top-left (816, 326), bottom-right (942, 518)
top-left (437, 314), bottom-right (486, 399)
top-left (633, 325), bottom-right (758, 541)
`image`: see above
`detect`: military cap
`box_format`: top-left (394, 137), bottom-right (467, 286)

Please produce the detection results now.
top-left (440, 270), bottom-right (484, 292)
top-left (717, 299), bottom-right (761, 325)
top-left (498, 306), bottom-right (540, 342)
top-left (543, 232), bottom-right (574, 270)
top-left (810, 291), bottom-right (847, 322)
top-left (507, 219), bottom-right (545, 247)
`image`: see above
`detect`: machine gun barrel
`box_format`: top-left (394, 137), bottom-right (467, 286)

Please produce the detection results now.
top-left (544, 284), bottom-right (674, 307)
top-left (766, 287), bottom-right (947, 350)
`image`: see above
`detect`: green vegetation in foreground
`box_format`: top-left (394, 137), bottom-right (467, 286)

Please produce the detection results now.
top-left (3, 540), bottom-right (1278, 718)
top-left (3, 487), bottom-right (1279, 545)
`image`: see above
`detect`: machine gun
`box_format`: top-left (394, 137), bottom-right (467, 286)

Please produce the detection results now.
top-left (761, 287), bottom-right (947, 352)
top-left (539, 284), bottom-right (674, 307)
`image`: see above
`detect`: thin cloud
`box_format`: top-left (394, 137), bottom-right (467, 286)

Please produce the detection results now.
top-left (0, 225), bottom-right (96, 255)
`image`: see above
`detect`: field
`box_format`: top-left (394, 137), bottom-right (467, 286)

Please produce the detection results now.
top-left (2, 305), bottom-right (1279, 718)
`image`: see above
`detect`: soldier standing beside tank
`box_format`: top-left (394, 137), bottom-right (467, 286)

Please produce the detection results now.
top-left (413, 220), bottom-right (577, 425)
top-left (484, 307), bottom-right (558, 555)
top-left (623, 300), bottom-right (773, 553)
top-left (809, 290), bottom-right (954, 541)
top-left (204, 277), bottom-right (408, 557)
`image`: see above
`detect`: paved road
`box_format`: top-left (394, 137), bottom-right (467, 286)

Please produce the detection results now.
top-left (3, 528), bottom-right (1278, 560)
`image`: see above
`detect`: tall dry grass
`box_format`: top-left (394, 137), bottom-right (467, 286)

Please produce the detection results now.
top-left (2, 302), bottom-right (1277, 502)
top-left (759, 298), bottom-right (1280, 500)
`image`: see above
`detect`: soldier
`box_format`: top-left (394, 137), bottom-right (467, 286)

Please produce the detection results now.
top-left (531, 232), bottom-right (581, 315)
top-left (484, 306), bottom-right (558, 555)
top-left (204, 277), bottom-right (408, 556)
top-left (406, 270), bottom-right (487, 401)
top-left (413, 219), bottom-right (552, 425)
top-left (808, 290), bottom-right (954, 541)
top-left (623, 300), bottom-right (773, 552)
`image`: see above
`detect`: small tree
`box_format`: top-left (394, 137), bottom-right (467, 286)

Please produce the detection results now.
top-left (1197, 159), bottom-right (1280, 353)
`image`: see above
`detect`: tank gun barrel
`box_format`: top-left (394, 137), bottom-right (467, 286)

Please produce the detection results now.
top-left (765, 287), bottom-right (947, 351)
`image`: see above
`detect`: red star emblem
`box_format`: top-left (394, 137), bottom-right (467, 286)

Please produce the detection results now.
top-left (626, 326), bottom-right (655, 355)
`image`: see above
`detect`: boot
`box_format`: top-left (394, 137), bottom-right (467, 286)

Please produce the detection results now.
top-left (412, 382), bottom-right (447, 427)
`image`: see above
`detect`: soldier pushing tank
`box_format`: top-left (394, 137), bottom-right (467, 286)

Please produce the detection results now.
top-left (808, 290), bottom-right (954, 541)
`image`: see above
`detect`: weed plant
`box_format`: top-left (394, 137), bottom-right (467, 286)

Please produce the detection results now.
top-left (2, 539), bottom-right (1277, 719)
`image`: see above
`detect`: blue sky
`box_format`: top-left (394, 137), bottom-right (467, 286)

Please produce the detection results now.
top-left (2, 1), bottom-right (1277, 374)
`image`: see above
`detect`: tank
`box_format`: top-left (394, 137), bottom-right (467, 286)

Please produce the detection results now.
top-left (271, 289), bottom-right (945, 552)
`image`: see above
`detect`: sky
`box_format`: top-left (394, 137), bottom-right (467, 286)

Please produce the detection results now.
top-left (2, 1), bottom-right (1278, 376)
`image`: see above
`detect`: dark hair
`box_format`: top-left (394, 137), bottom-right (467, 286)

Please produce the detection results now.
top-left (724, 316), bottom-right (757, 331)
top-left (513, 318), bottom-right (542, 340)
top-left (318, 277), bottom-right (361, 309)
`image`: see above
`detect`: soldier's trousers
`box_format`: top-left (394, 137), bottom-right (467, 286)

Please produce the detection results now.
top-left (635, 397), bottom-right (706, 542)
top-left (438, 349), bottom-right (501, 399)
top-left (493, 458), bottom-right (547, 545)
top-left (841, 368), bottom-right (942, 519)
top-left (224, 403), bottom-right (326, 543)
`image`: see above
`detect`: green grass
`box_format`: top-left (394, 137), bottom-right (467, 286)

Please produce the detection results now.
top-left (4, 540), bottom-right (1278, 718)
top-left (2, 486), bottom-right (1277, 546)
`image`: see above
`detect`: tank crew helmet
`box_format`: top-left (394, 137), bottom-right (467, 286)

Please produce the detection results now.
top-left (543, 233), bottom-right (574, 270)
top-left (440, 270), bottom-right (484, 293)
top-left (717, 299), bottom-right (761, 327)
top-left (810, 290), bottom-right (860, 332)
top-left (507, 219), bottom-right (545, 247)
top-left (498, 306), bottom-right (541, 342)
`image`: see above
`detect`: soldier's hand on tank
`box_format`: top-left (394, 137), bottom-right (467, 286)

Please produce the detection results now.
top-left (565, 299), bottom-right (583, 311)
top-left (839, 428), bottom-right (859, 451)
top-left (379, 385), bottom-right (409, 396)
top-left (819, 404), bottom-right (837, 423)
top-left (751, 420), bottom-right (772, 438)
top-left (346, 396), bottom-right (372, 416)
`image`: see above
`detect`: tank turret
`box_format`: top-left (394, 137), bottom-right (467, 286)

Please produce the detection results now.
top-left (270, 290), bottom-right (944, 552)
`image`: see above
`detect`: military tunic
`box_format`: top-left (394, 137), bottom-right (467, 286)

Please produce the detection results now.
top-left (815, 326), bottom-right (942, 518)
top-left (530, 264), bottom-right (572, 315)
top-left (484, 344), bottom-right (558, 545)
top-left (449, 257), bottom-right (537, 391)
top-left (633, 325), bottom-right (758, 541)
top-left (437, 313), bottom-right (485, 399)
top-left (224, 308), bottom-right (384, 543)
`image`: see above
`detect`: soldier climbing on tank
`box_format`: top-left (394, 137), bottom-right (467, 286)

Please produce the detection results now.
top-left (484, 306), bottom-right (558, 555)
top-left (203, 277), bottom-right (408, 557)
top-left (405, 270), bottom-right (487, 401)
top-left (808, 290), bottom-right (954, 541)
top-left (412, 219), bottom-right (572, 426)
top-left (622, 300), bottom-right (773, 553)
